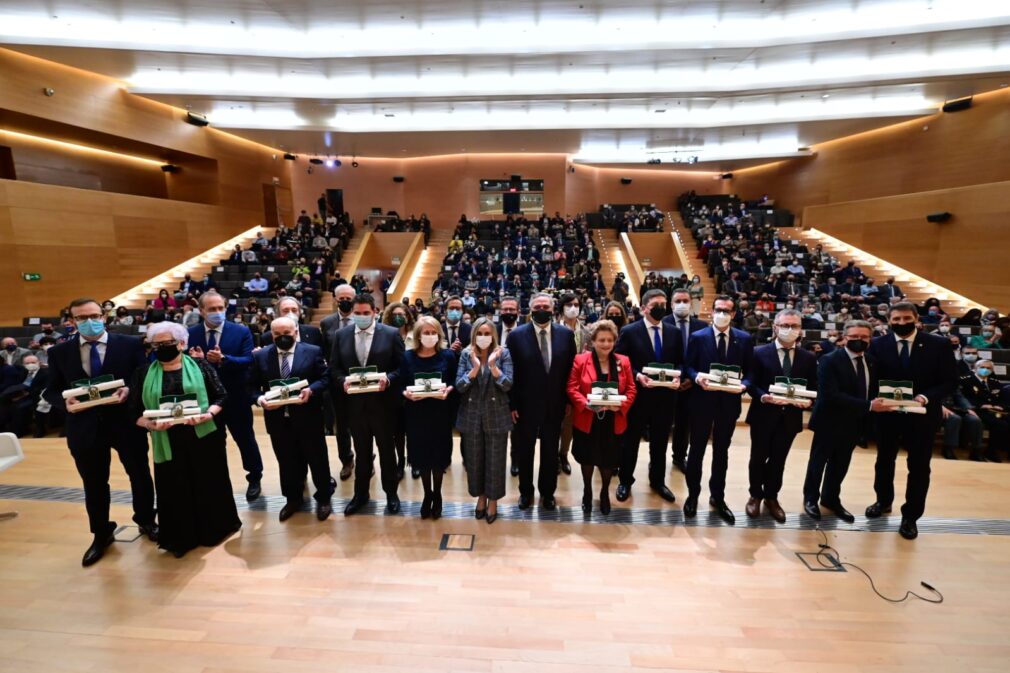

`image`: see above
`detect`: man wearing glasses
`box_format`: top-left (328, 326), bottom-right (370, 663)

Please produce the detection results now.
top-left (44, 297), bottom-right (158, 567)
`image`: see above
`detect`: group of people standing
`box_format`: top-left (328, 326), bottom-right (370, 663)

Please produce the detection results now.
top-left (45, 283), bottom-right (958, 568)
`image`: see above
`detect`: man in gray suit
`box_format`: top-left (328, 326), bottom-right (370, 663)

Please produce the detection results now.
top-left (1, 338), bottom-right (31, 367)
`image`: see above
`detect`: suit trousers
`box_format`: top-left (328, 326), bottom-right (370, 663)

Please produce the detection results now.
top-left (329, 392), bottom-right (354, 465)
top-left (686, 406), bottom-right (738, 500)
top-left (69, 425), bottom-right (156, 534)
top-left (747, 418), bottom-right (798, 500)
top-left (620, 395), bottom-right (674, 489)
top-left (670, 392), bottom-right (692, 463)
top-left (803, 432), bottom-right (856, 505)
top-left (463, 424), bottom-right (508, 500)
top-left (513, 411), bottom-right (561, 499)
top-left (349, 401), bottom-right (398, 499)
top-left (979, 411), bottom-right (1009, 454)
top-left (220, 391), bottom-right (263, 482)
top-left (559, 404), bottom-right (574, 458)
top-left (873, 415), bottom-right (935, 521)
top-left (267, 417), bottom-right (334, 505)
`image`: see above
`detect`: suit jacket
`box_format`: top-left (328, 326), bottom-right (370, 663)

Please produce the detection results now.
top-left (684, 326), bottom-right (754, 418)
top-left (505, 322), bottom-right (577, 419)
top-left (43, 333), bottom-right (147, 451)
top-left (661, 315), bottom-right (708, 357)
top-left (615, 319), bottom-right (684, 403)
top-left (1, 347), bottom-right (31, 367)
top-left (454, 345), bottom-right (514, 434)
top-left (868, 330), bottom-right (956, 424)
top-left (319, 311), bottom-right (354, 357)
top-left (187, 321), bottom-right (255, 393)
top-left (745, 342), bottom-right (818, 435)
top-left (259, 324), bottom-right (323, 349)
top-left (567, 352), bottom-right (636, 434)
top-left (809, 347), bottom-right (878, 444)
top-left (440, 320), bottom-right (472, 349)
top-left (328, 322), bottom-right (404, 408)
top-left (249, 342), bottom-right (329, 435)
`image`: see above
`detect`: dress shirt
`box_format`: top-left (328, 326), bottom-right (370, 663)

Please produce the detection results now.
top-left (536, 322), bottom-right (553, 365)
top-left (79, 331), bottom-right (109, 377)
top-left (355, 321), bottom-right (375, 365)
top-left (845, 347), bottom-right (871, 400)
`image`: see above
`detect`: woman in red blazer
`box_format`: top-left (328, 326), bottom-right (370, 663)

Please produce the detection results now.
top-left (567, 320), bottom-right (637, 515)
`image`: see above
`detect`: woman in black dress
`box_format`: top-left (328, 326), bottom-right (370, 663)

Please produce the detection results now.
top-left (130, 322), bottom-right (240, 557)
top-left (398, 316), bottom-right (455, 519)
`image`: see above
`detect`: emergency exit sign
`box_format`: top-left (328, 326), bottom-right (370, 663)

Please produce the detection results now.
top-left (22, 273), bottom-right (41, 281)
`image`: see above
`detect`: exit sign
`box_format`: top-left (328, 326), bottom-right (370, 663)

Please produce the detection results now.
top-left (22, 273), bottom-right (41, 281)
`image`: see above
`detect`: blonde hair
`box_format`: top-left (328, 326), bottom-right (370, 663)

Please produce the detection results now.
top-left (589, 319), bottom-right (620, 343)
top-left (470, 317), bottom-right (500, 354)
top-left (411, 315), bottom-right (446, 350)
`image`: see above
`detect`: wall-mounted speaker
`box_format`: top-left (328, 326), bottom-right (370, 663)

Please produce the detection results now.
top-left (160, 164), bottom-right (180, 173)
top-left (283, 153), bottom-right (297, 160)
top-left (308, 158), bottom-right (324, 165)
top-left (720, 172), bottom-right (734, 179)
top-left (620, 178), bottom-right (633, 185)
top-left (926, 211), bottom-right (952, 223)
top-left (185, 111), bottom-right (209, 127)
top-left (941, 97), bottom-right (972, 113)
top-left (393, 176), bottom-right (405, 183)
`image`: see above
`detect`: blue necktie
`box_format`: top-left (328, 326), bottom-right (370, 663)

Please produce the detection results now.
top-left (652, 326), bottom-right (662, 362)
top-left (88, 341), bottom-right (102, 377)
top-left (679, 319), bottom-right (689, 357)
top-left (899, 339), bottom-right (911, 372)
top-left (281, 352), bottom-right (291, 378)
top-left (207, 329), bottom-right (218, 352)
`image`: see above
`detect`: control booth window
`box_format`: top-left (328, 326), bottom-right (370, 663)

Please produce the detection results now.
top-left (479, 178), bottom-right (544, 214)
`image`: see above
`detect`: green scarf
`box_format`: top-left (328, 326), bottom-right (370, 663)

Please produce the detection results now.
top-left (142, 354), bottom-right (217, 464)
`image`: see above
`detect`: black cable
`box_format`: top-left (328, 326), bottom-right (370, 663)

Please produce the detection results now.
top-left (810, 528), bottom-right (944, 605)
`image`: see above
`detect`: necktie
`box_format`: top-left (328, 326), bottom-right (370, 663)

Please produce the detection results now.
top-left (781, 348), bottom-right (792, 378)
top-left (855, 356), bottom-right (867, 399)
top-left (717, 332), bottom-right (727, 363)
top-left (281, 352), bottom-right (291, 378)
top-left (207, 329), bottom-right (218, 351)
top-left (450, 326), bottom-right (457, 344)
top-left (899, 339), bottom-right (911, 372)
top-left (357, 331), bottom-right (369, 365)
top-left (678, 320), bottom-right (689, 357)
top-left (652, 326), bottom-right (663, 361)
top-left (342, 316), bottom-right (350, 329)
top-left (88, 341), bottom-right (102, 377)
top-left (539, 328), bottom-right (551, 371)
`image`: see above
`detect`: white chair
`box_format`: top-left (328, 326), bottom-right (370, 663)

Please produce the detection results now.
top-left (0, 432), bottom-right (25, 521)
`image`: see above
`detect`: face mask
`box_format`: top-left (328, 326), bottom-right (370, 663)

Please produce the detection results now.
top-left (928, 309), bottom-right (939, 316)
top-left (607, 314), bottom-right (625, 327)
top-left (24, 363), bottom-right (40, 373)
top-left (939, 325), bottom-right (950, 334)
top-left (352, 315), bottom-right (373, 330)
top-left (500, 313), bottom-right (517, 326)
top-left (982, 331), bottom-right (994, 338)
top-left (963, 354), bottom-right (978, 364)
top-left (827, 336), bottom-right (838, 343)
top-left (274, 334), bottom-right (295, 351)
top-left (205, 311), bottom-right (226, 327)
top-left (672, 302), bottom-right (691, 318)
top-left (891, 322), bottom-right (915, 337)
top-left (4, 344), bottom-right (15, 353)
top-left (846, 338), bottom-right (868, 353)
top-left (977, 368), bottom-right (992, 378)
top-left (282, 311), bottom-right (300, 323)
top-left (474, 335), bottom-right (493, 350)
top-left (777, 327), bottom-right (799, 344)
top-left (712, 312), bottom-right (732, 329)
top-left (42, 327), bottom-right (53, 334)
top-left (420, 334), bottom-right (439, 349)
top-left (648, 305), bottom-right (666, 322)
top-left (531, 309), bottom-right (553, 326)
top-left (563, 305), bottom-right (580, 320)
top-left (155, 344), bottom-right (180, 363)
top-left (447, 309), bottom-right (463, 323)
top-left (337, 299), bottom-right (354, 314)
top-left (76, 319), bottom-right (105, 339)
top-left (392, 315), bottom-right (406, 327)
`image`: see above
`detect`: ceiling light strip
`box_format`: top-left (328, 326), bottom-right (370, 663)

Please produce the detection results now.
top-left (0, 128), bottom-right (165, 166)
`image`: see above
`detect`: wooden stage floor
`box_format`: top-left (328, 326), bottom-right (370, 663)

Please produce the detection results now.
top-left (2, 415), bottom-right (1009, 673)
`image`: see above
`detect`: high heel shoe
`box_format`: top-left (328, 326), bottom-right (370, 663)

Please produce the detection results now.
top-left (420, 495), bottom-right (432, 519)
top-left (475, 505), bottom-right (487, 520)
top-left (431, 495), bottom-right (442, 520)
top-left (600, 489), bottom-right (612, 515)
top-left (486, 505), bottom-right (498, 524)
top-left (581, 492), bottom-right (592, 515)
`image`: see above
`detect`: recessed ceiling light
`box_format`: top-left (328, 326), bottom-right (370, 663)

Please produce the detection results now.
top-left (821, 94), bottom-right (830, 99)
top-left (655, 109), bottom-right (667, 113)
top-left (384, 113), bottom-right (395, 117)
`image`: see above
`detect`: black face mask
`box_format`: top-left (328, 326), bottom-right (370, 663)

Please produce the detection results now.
top-left (890, 322), bottom-right (915, 337)
top-left (531, 309), bottom-right (553, 325)
top-left (500, 313), bottom-right (517, 326)
top-left (337, 299), bottom-right (354, 314)
top-left (648, 305), bottom-right (667, 321)
top-left (155, 345), bottom-right (180, 362)
top-left (607, 314), bottom-right (625, 328)
top-left (846, 339), bottom-right (868, 353)
top-left (275, 334), bottom-right (296, 351)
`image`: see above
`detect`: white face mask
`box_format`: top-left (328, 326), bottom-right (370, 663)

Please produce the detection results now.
top-left (24, 363), bottom-right (40, 373)
top-left (474, 335), bottom-right (493, 350)
top-left (672, 301), bottom-right (691, 318)
top-left (713, 312), bottom-right (732, 329)
top-left (563, 305), bottom-right (580, 319)
top-left (776, 327), bottom-right (800, 344)
top-left (420, 334), bottom-right (439, 349)
top-left (938, 325), bottom-right (950, 334)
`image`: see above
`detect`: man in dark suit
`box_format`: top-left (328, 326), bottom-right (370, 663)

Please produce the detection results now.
top-left (615, 289), bottom-right (684, 503)
top-left (683, 295), bottom-right (754, 524)
top-left (187, 291), bottom-right (263, 500)
top-left (959, 356), bottom-right (1009, 462)
top-left (0, 354), bottom-right (48, 437)
top-left (329, 293), bottom-right (405, 515)
top-left (441, 295), bottom-right (472, 465)
top-left (251, 317), bottom-right (334, 522)
top-left (866, 302), bottom-right (957, 539)
top-left (662, 289), bottom-right (708, 470)
top-left (803, 320), bottom-right (891, 521)
top-left (744, 309), bottom-right (818, 522)
top-left (260, 297), bottom-right (323, 348)
top-left (506, 292), bottom-right (577, 510)
top-left (44, 298), bottom-right (157, 566)
top-left (878, 276), bottom-right (905, 301)
top-left (319, 284), bottom-right (358, 479)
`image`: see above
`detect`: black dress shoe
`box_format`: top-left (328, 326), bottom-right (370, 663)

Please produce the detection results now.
top-left (865, 502), bottom-right (892, 518)
top-left (386, 496), bottom-right (401, 514)
top-left (986, 451), bottom-right (1003, 464)
top-left (683, 497), bottom-right (698, 518)
top-left (518, 494), bottom-right (532, 510)
top-left (420, 495), bottom-right (432, 519)
top-left (709, 497), bottom-right (736, 525)
top-left (431, 495), bottom-right (442, 520)
top-left (615, 484), bottom-right (631, 502)
top-left (581, 492), bottom-right (592, 515)
top-left (137, 522), bottom-right (159, 543)
top-left (651, 485), bottom-right (676, 503)
top-left (279, 500), bottom-right (303, 522)
top-left (339, 462), bottom-right (354, 480)
top-left (344, 495), bottom-right (368, 516)
top-left (82, 522), bottom-right (116, 567)
top-left (560, 457), bottom-right (572, 475)
top-left (541, 496), bottom-right (557, 511)
top-left (411, 468), bottom-right (422, 479)
top-left (942, 447), bottom-right (957, 460)
top-left (599, 490), bottom-right (611, 516)
top-left (510, 464), bottom-right (519, 477)
top-left (899, 518), bottom-right (918, 540)
top-left (246, 481), bottom-right (262, 501)
top-left (396, 462), bottom-right (406, 481)
top-left (316, 501), bottom-right (332, 521)
top-left (672, 457), bottom-right (686, 473)
top-left (486, 510), bottom-right (498, 525)
top-left (475, 506), bottom-right (487, 520)
top-left (803, 500), bottom-right (822, 520)
top-left (822, 501), bottom-right (855, 524)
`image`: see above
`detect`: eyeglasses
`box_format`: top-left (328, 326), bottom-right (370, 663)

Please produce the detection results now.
top-left (153, 340), bottom-right (179, 348)
top-left (72, 314), bottom-right (103, 322)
